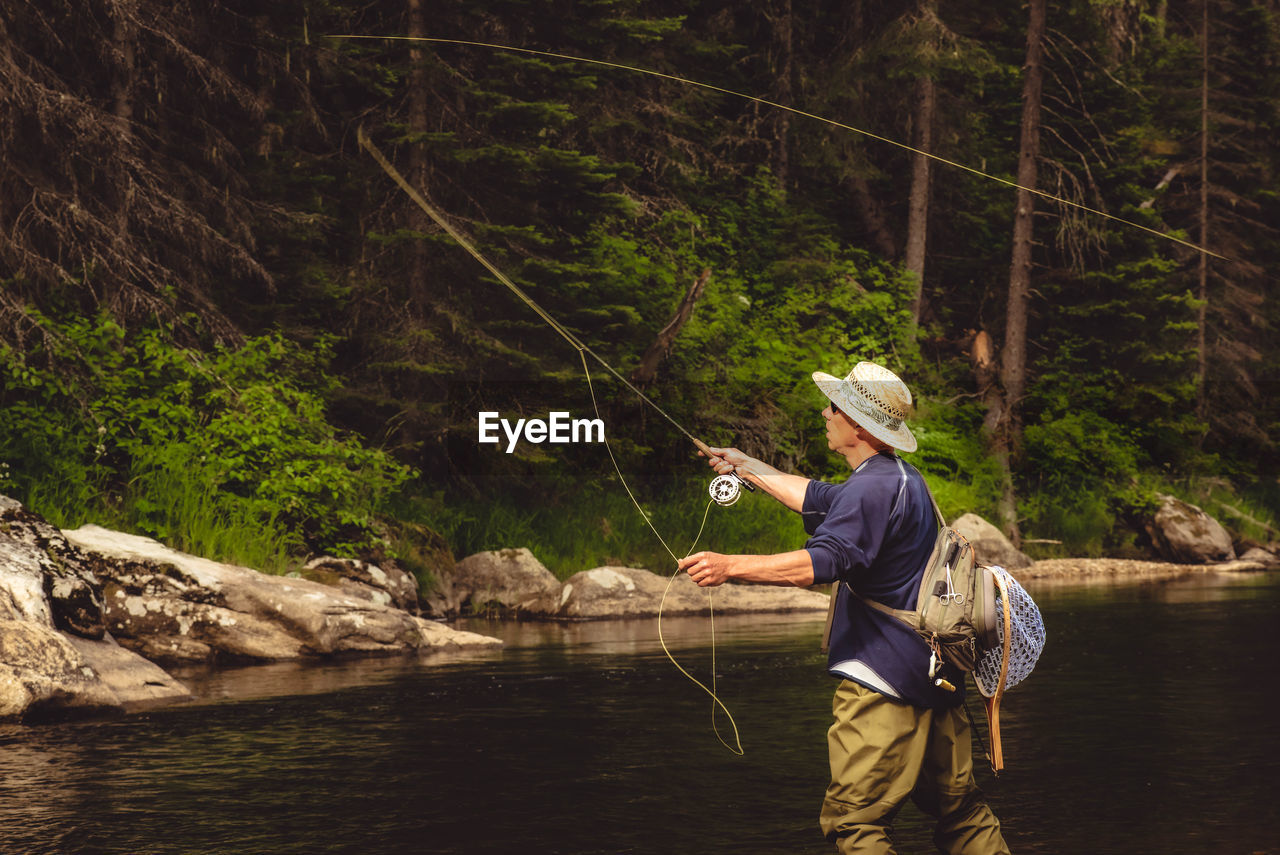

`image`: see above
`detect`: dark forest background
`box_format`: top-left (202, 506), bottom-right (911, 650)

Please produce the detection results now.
top-left (1, 0), bottom-right (1276, 584)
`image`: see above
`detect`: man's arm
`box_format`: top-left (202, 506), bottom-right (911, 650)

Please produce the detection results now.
top-left (701, 446), bottom-right (810, 512)
top-left (678, 549), bottom-right (815, 588)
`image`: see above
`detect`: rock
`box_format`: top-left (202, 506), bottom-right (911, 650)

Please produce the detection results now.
top-left (301, 556), bottom-right (420, 614)
top-left (1021, 555), bottom-right (1270, 580)
top-left (1144, 495), bottom-right (1235, 564)
top-left (951, 514), bottom-right (1033, 570)
top-left (1238, 546), bottom-right (1279, 567)
top-left (64, 634), bottom-right (191, 708)
top-left (524, 566), bottom-right (831, 620)
top-left (0, 498), bottom-right (190, 720)
top-left (450, 548), bottom-right (561, 615)
top-left (0, 619), bottom-right (121, 718)
top-left (63, 525), bottom-right (501, 664)
top-left (0, 496), bottom-right (106, 638)
top-left (414, 616), bottom-right (505, 650)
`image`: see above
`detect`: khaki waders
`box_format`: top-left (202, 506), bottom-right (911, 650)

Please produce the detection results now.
top-left (819, 680), bottom-right (1011, 855)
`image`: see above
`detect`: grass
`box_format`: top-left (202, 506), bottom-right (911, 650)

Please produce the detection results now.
top-left (19, 456), bottom-right (1272, 593)
top-left (18, 464), bottom-right (302, 576)
top-left (123, 465), bottom-right (302, 574)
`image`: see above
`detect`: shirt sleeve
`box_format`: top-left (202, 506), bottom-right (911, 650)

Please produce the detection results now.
top-left (803, 477), bottom-right (896, 585)
top-left (801, 480), bottom-right (838, 536)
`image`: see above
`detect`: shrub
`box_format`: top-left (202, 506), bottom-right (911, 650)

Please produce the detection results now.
top-left (1020, 411), bottom-right (1146, 555)
top-left (0, 311), bottom-right (413, 567)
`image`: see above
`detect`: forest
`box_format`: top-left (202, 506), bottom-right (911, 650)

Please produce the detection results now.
top-left (0, 0), bottom-right (1276, 584)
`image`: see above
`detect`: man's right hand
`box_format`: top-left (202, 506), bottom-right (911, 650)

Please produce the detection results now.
top-left (700, 445), bottom-right (751, 477)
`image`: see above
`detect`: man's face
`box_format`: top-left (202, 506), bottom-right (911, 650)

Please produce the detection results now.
top-left (821, 401), bottom-right (863, 454)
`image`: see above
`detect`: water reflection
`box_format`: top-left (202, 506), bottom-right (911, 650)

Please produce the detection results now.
top-left (460, 611), bottom-right (829, 654)
top-left (167, 644), bottom-right (504, 705)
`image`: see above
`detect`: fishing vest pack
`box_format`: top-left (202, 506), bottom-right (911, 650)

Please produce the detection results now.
top-left (858, 504), bottom-right (997, 675)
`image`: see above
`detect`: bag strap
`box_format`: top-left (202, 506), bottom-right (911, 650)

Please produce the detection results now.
top-left (820, 582), bottom-right (839, 653)
top-left (822, 582), bottom-right (920, 652)
top-left (854, 590), bottom-right (917, 624)
top-left (920, 471), bottom-right (946, 529)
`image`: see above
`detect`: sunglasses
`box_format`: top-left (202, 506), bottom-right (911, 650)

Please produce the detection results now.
top-left (829, 400), bottom-right (842, 415)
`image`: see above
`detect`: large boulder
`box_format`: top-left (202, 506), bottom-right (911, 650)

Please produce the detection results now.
top-left (449, 548), bottom-right (561, 615)
top-left (63, 525), bottom-right (501, 664)
top-left (0, 498), bottom-right (189, 720)
top-left (951, 513), bottom-right (1033, 569)
top-left (1145, 495), bottom-right (1235, 564)
top-left (526, 566), bottom-right (831, 620)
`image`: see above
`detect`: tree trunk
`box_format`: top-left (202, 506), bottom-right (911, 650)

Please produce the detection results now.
top-left (843, 0), bottom-right (897, 261)
top-left (849, 175), bottom-right (898, 259)
top-left (630, 269), bottom-right (712, 388)
top-left (904, 22), bottom-right (936, 325)
top-left (771, 0), bottom-right (793, 191)
top-left (1196, 0), bottom-right (1210, 429)
top-left (988, 0), bottom-right (1047, 545)
top-left (406, 0), bottom-right (430, 312)
top-left (109, 0), bottom-right (137, 245)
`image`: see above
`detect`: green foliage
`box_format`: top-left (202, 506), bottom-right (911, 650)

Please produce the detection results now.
top-left (121, 451), bottom-right (301, 574)
top-left (1168, 476), bottom-right (1280, 550)
top-left (659, 172), bottom-right (920, 470)
top-left (0, 311), bottom-right (413, 567)
top-left (910, 400), bottom-right (1005, 523)
top-left (1019, 411), bottom-right (1148, 556)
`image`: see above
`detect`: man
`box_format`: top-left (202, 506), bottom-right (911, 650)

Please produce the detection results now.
top-left (677, 360), bottom-right (1009, 855)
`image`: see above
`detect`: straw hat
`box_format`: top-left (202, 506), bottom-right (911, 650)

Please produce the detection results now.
top-left (812, 361), bottom-right (918, 453)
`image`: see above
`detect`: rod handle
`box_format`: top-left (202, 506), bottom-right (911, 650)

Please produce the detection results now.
top-left (693, 438), bottom-right (755, 492)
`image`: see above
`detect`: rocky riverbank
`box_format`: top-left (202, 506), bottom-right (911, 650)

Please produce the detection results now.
top-left (1019, 555), bottom-right (1275, 581)
top-left (437, 548), bottom-right (831, 619)
top-left (0, 497), bottom-right (501, 722)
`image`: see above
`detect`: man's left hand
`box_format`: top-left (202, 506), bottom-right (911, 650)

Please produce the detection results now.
top-left (678, 551), bottom-right (735, 587)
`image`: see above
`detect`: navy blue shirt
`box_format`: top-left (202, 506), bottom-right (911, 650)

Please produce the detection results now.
top-left (803, 451), bottom-right (964, 709)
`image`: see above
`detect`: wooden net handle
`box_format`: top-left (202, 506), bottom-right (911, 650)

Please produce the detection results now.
top-left (983, 572), bottom-right (1013, 773)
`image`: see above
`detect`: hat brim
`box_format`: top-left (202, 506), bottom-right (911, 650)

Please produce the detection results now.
top-left (812, 371), bottom-right (918, 453)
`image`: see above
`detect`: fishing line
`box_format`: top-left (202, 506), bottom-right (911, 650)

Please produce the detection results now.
top-left (358, 127), bottom-right (745, 753)
top-left (579, 348), bottom-right (743, 754)
top-left (656, 501), bottom-right (744, 756)
top-left (336, 34), bottom-right (1227, 261)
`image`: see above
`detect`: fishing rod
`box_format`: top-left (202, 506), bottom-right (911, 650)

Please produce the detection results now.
top-left (357, 127), bottom-right (748, 753)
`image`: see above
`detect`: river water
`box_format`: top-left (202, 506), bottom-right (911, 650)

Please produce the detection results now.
top-left (1, 571), bottom-right (1278, 854)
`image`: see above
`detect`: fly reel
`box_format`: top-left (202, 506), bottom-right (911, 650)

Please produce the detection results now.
top-left (709, 474), bottom-right (744, 507)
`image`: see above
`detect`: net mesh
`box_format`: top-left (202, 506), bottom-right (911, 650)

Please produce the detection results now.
top-left (974, 567), bottom-right (1045, 698)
